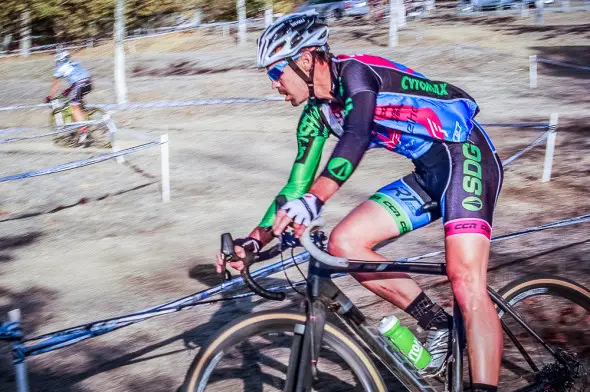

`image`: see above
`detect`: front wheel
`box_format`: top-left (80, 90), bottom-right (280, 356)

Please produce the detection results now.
top-left (181, 311), bottom-right (387, 392)
top-left (498, 274), bottom-right (590, 391)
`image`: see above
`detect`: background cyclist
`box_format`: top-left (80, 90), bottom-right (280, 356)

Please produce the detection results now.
top-left (47, 50), bottom-right (93, 145)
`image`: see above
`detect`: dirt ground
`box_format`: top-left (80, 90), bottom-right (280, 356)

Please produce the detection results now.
top-left (0, 9), bottom-right (589, 392)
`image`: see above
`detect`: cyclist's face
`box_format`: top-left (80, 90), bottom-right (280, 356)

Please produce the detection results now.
top-left (267, 54), bottom-right (311, 107)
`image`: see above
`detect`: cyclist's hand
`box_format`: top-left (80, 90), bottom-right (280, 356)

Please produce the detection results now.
top-left (215, 237), bottom-right (261, 273)
top-left (45, 96), bottom-right (53, 103)
top-left (273, 194), bottom-right (323, 238)
top-left (216, 247), bottom-right (246, 273)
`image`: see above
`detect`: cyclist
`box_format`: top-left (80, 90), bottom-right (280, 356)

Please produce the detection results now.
top-left (47, 50), bottom-right (93, 145)
top-left (217, 11), bottom-right (503, 391)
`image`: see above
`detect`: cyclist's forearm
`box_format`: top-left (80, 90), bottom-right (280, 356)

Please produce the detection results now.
top-left (49, 79), bottom-right (60, 97)
top-left (308, 176), bottom-right (340, 203)
top-left (247, 226), bottom-right (275, 247)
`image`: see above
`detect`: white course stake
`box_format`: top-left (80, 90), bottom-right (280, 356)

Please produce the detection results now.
top-left (8, 309), bottom-right (29, 392)
top-left (529, 55), bottom-right (537, 89)
top-left (397, 0), bottom-right (407, 28)
top-left (161, 134), bottom-right (170, 203)
top-left (20, 10), bottom-right (31, 57)
top-left (105, 113), bottom-right (124, 164)
top-left (521, 1), bottom-right (529, 17)
top-left (265, 6), bottom-right (274, 27)
top-left (535, 0), bottom-right (544, 24)
top-left (562, 0), bottom-right (570, 11)
top-left (542, 113), bottom-right (559, 183)
top-left (114, 0), bottom-right (128, 104)
top-left (237, 0), bottom-right (247, 45)
top-left (389, 0), bottom-right (399, 48)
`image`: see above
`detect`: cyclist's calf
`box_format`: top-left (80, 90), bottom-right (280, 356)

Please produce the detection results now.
top-left (445, 234), bottom-right (502, 386)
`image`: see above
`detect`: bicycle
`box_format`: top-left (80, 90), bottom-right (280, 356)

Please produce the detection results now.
top-left (48, 92), bottom-right (111, 148)
top-left (181, 218), bottom-right (589, 391)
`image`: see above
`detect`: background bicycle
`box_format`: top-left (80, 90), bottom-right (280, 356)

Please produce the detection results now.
top-left (48, 93), bottom-right (111, 148)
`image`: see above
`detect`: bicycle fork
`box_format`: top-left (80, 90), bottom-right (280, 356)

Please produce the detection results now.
top-left (284, 273), bottom-right (328, 392)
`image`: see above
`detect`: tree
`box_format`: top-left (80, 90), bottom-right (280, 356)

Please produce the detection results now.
top-left (0, 0), bottom-right (303, 46)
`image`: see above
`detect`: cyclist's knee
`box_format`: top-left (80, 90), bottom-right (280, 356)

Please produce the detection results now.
top-left (328, 224), bottom-right (370, 257)
top-left (445, 235), bottom-right (491, 312)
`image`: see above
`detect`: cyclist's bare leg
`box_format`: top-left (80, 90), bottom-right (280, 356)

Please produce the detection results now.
top-left (328, 200), bottom-right (422, 309)
top-left (445, 234), bottom-right (502, 385)
top-left (70, 103), bottom-right (88, 144)
top-left (71, 103), bottom-right (85, 125)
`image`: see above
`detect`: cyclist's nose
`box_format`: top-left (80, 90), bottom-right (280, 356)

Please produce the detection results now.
top-left (271, 80), bottom-right (281, 89)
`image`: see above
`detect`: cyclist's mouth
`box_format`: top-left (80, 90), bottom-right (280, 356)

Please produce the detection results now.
top-left (278, 89), bottom-right (293, 103)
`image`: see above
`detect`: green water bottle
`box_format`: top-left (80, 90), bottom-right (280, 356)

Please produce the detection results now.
top-left (379, 314), bottom-right (432, 370)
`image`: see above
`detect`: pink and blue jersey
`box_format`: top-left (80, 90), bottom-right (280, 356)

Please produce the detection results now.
top-left (319, 54), bottom-right (483, 176)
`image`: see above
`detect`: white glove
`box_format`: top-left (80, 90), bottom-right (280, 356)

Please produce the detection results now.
top-left (281, 193), bottom-right (323, 226)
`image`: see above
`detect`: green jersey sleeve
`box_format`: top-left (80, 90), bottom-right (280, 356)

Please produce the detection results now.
top-left (259, 103), bottom-right (330, 228)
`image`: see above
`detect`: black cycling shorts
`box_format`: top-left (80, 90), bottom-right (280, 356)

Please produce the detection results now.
top-left (369, 125), bottom-right (503, 240)
top-left (66, 79), bottom-right (92, 105)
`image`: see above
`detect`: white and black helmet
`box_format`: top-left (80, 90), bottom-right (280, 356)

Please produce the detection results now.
top-left (54, 50), bottom-right (70, 64)
top-left (257, 11), bottom-right (329, 68)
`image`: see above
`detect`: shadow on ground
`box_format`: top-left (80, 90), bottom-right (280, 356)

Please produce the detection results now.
top-left (531, 45), bottom-right (590, 79)
top-left (0, 182), bottom-right (156, 224)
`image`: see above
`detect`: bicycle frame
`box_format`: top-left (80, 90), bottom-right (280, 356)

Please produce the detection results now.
top-left (282, 255), bottom-right (573, 392)
top-left (49, 93), bottom-right (97, 127)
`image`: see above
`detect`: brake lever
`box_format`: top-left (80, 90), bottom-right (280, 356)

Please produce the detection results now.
top-left (220, 233), bottom-right (239, 283)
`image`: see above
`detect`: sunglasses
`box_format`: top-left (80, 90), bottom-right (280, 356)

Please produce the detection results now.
top-left (267, 54), bottom-right (302, 82)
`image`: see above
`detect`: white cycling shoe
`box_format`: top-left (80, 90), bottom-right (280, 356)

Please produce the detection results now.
top-left (77, 132), bottom-right (88, 146)
top-left (422, 328), bottom-right (450, 377)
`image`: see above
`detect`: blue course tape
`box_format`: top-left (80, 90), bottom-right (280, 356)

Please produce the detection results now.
top-left (538, 58), bottom-right (590, 71)
top-left (0, 97), bottom-right (284, 112)
top-left (15, 212), bottom-right (590, 357)
top-left (0, 142), bottom-right (160, 183)
top-left (88, 97), bottom-right (284, 110)
top-left (0, 121), bottom-right (104, 144)
top-left (0, 128), bottom-right (78, 144)
top-left (0, 322), bottom-right (23, 339)
top-left (480, 123), bottom-right (548, 129)
top-left (0, 128), bottom-right (38, 135)
top-left (0, 104), bottom-right (49, 111)
top-left (502, 128), bottom-right (552, 167)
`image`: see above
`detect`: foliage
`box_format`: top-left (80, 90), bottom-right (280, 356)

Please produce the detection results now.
top-left (0, 0), bottom-right (304, 44)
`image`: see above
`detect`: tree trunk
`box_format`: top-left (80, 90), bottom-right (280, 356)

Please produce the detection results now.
top-left (237, 0), bottom-right (247, 45)
top-left (20, 9), bottom-right (31, 56)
